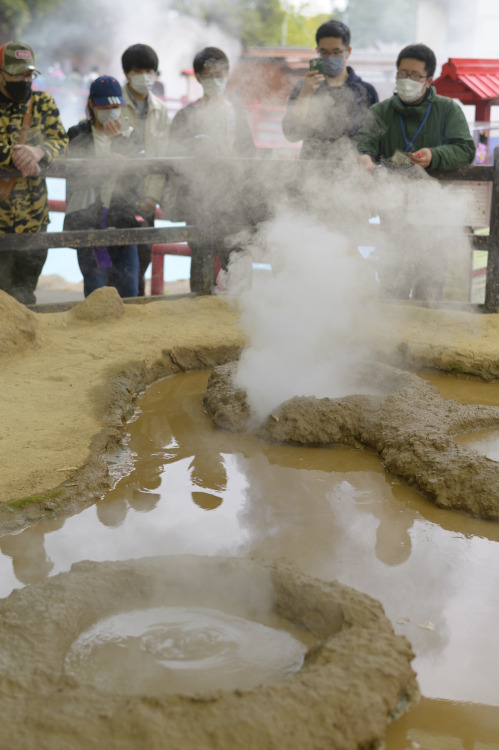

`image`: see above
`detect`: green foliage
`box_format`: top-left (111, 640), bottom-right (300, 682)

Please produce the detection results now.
top-left (0, 0), bottom-right (62, 40)
top-left (172, 0), bottom-right (286, 47)
top-left (18, 0), bottom-right (121, 69)
top-left (284, 12), bottom-right (333, 47)
top-left (344, 0), bottom-right (418, 47)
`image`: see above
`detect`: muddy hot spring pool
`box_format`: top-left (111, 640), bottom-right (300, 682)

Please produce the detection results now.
top-left (0, 369), bottom-right (499, 749)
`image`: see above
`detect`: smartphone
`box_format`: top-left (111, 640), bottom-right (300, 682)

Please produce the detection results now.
top-left (309, 58), bottom-right (323, 74)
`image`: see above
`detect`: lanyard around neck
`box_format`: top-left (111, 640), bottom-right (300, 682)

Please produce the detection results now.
top-left (399, 103), bottom-right (432, 153)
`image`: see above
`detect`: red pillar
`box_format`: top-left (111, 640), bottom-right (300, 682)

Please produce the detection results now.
top-left (475, 101), bottom-right (491, 122)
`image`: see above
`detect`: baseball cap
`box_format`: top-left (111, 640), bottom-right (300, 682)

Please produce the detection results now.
top-left (89, 75), bottom-right (126, 107)
top-left (0, 41), bottom-right (40, 75)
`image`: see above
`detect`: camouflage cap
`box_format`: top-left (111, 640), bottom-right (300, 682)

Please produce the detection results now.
top-left (0, 41), bottom-right (40, 75)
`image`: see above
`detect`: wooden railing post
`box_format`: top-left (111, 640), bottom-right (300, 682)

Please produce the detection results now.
top-left (484, 146), bottom-right (499, 311)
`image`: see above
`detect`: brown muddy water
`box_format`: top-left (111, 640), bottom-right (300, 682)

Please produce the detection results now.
top-left (1, 369), bottom-right (499, 748)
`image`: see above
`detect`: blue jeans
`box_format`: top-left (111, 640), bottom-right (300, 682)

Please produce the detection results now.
top-left (77, 245), bottom-right (139, 298)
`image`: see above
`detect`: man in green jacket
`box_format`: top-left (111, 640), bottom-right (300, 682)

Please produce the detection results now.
top-left (355, 43), bottom-right (475, 301)
top-left (356, 43), bottom-right (475, 170)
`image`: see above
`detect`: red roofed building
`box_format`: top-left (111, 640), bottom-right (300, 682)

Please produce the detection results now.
top-left (433, 58), bottom-right (499, 122)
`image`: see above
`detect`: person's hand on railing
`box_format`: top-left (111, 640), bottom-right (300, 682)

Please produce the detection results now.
top-left (12, 144), bottom-right (43, 177)
top-left (138, 196), bottom-right (157, 215)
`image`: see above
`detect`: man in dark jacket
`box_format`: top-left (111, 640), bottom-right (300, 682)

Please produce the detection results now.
top-left (282, 20), bottom-right (378, 159)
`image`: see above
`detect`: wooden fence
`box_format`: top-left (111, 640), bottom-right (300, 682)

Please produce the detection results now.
top-left (0, 151), bottom-right (498, 309)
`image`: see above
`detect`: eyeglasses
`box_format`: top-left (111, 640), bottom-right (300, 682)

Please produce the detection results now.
top-left (318, 48), bottom-right (346, 58)
top-left (396, 71), bottom-right (428, 82)
top-left (1, 71), bottom-right (38, 81)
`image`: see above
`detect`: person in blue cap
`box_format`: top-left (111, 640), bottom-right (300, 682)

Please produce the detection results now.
top-left (63, 75), bottom-right (144, 298)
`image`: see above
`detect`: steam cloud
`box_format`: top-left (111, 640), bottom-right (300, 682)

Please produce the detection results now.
top-left (225, 147), bottom-right (473, 422)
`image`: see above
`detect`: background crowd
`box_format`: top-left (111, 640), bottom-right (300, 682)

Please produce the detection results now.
top-left (0, 21), bottom-right (475, 304)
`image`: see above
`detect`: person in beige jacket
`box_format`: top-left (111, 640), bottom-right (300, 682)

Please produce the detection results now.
top-left (120, 43), bottom-right (170, 295)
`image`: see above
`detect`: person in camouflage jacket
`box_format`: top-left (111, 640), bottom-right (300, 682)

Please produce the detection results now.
top-left (0, 41), bottom-right (67, 304)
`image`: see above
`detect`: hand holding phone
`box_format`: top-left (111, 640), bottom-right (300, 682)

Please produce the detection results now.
top-left (309, 58), bottom-right (323, 74)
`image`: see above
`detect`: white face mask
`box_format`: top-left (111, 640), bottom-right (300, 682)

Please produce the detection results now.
top-left (396, 77), bottom-right (426, 104)
top-left (129, 73), bottom-right (155, 95)
top-left (94, 107), bottom-right (121, 125)
top-left (201, 77), bottom-right (227, 98)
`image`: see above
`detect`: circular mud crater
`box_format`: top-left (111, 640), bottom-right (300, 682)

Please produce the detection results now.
top-left (0, 555), bottom-right (417, 750)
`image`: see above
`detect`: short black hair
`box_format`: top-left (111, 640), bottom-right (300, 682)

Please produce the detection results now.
top-left (193, 47), bottom-right (229, 76)
top-left (121, 44), bottom-right (158, 74)
top-left (316, 20), bottom-right (350, 47)
top-left (396, 43), bottom-right (436, 78)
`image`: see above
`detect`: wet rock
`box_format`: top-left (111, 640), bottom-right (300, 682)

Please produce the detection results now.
top-left (71, 286), bottom-right (124, 321)
top-left (0, 290), bottom-right (41, 356)
top-left (205, 361), bottom-right (499, 520)
top-left (203, 363), bottom-right (251, 431)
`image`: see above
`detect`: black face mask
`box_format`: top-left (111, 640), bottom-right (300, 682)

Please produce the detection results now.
top-left (3, 80), bottom-right (32, 103)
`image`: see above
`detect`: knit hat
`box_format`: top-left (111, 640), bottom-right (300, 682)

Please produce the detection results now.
top-left (0, 41), bottom-right (39, 75)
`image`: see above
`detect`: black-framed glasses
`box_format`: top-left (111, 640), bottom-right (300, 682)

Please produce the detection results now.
top-left (318, 49), bottom-right (346, 58)
top-left (396, 71), bottom-right (428, 82)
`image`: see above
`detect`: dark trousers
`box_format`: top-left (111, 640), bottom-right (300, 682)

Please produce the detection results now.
top-left (0, 225), bottom-right (48, 305)
top-left (78, 245), bottom-right (139, 298)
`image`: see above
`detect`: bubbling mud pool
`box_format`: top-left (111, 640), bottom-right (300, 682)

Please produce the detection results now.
top-left (0, 555), bottom-right (417, 750)
top-left (1, 369), bottom-right (499, 748)
top-left (64, 605), bottom-right (310, 696)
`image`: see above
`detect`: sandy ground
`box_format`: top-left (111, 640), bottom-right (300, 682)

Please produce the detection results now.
top-left (2, 286), bottom-right (499, 532)
top-left (2, 284), bottom-right (499, 749)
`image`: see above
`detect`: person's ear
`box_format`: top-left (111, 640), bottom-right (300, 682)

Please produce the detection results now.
top-left (345, 46), bottom-right (352, 59)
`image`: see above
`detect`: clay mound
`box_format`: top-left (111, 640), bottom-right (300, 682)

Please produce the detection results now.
top-left (70, 286), bottom-right (124, 321)
top-left (204, 361), bottom-right (499, 520)
top-left (0, 290), bottom-right (41, 356)
top-left (0, 555), bottom-right (418, 750)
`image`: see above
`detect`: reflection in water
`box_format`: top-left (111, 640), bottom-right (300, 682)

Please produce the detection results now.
top-left (455, 428), bottom-right (499, 462)
top-left (1, 370), bottom-right (499, 744)
top-left (192, 492), bottom-right (223, 511)
top-left (385, 696), bottom-right (499, 750)
top-left (64, 605), bottom-right (308, 697)
top-left (0, 517), bottom-right (65, 584)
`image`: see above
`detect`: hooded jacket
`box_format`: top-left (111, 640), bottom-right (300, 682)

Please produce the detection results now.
top-left (282, 66), bottom-right (379, 160)
top-left (355, 86), bottom-right (476, 170)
